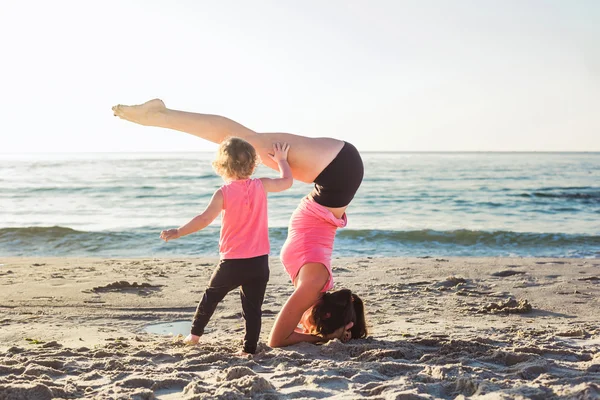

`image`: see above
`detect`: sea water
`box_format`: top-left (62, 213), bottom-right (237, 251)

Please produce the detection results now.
top-left (1, 152), bottom-right (598, 258)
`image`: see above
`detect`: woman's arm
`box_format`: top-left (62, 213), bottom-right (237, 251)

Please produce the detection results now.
top-left (268, 263), bottom-right (353, 347)
top-left (160, 189), bottom-right (223, 241)
top-left (268, 282), bottom-right (328, 347)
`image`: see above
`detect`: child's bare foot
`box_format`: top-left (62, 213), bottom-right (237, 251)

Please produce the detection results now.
top-left (234, 350), bottom-right (252, 357)
top-left (183, 333), bottom-right (200, 345)
top-left (112, 98), bottom-right (166, 126)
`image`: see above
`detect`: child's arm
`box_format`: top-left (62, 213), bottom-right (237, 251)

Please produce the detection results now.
top-left (160, 189), bottom-right (224, 242)
top-left (260, 143), bottom-right (293, 193)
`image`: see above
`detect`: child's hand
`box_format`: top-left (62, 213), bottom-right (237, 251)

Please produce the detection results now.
top-left (160, 228), bottom-right (180, 242)
top-left (268, 142), bottom-right (290, 163)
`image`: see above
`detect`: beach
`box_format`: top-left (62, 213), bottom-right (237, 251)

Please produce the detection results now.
top-left (1, 256), bottom-right (598, 399)
top-left (2, 0), bottom-right (599, 397)
top-left (2, 151), bottom-right (597, 400)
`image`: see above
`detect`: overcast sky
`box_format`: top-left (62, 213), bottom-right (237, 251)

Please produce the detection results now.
top-left (1, 0), bottom-right (598, 152)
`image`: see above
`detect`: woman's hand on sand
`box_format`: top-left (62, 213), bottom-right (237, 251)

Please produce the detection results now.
top-left (268, 143), bottom-right (290, 163)
top-left (160, 228), bottom-right (180, 242)
top-left (325, 322), bottom-right (354, 343)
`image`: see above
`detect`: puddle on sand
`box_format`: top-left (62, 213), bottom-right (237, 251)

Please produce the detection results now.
top-left (559, 337), bottom-right (600, 348)
top-left (154, 388), bottom-right (185, 399)
top-left (144, 320), bottom-right (190, 336)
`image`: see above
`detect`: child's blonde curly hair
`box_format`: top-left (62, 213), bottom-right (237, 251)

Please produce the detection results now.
top-left (212, 137), bottom-right (258, 180)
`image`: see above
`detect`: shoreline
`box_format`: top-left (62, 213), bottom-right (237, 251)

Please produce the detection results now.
top-left (1, 256), bottom-right (598, 398)
top-left (3, 227), bottom-right (599, 260)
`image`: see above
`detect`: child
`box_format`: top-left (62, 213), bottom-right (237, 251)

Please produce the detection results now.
top-left (160, 138), bottom-right (292, 354)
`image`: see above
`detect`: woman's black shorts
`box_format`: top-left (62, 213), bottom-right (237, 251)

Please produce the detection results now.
top-left (310, 141), bottom-right (364, 208)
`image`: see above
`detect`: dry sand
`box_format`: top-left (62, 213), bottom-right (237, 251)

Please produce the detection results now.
top-left (0, 257), bottom-right (599, 399)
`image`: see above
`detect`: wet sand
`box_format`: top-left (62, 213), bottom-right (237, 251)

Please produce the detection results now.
top-left (0, 257), bottom-right (599, 399)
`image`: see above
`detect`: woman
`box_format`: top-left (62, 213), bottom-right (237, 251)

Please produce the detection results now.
top-left (112, 99), bottom-right (368, 347)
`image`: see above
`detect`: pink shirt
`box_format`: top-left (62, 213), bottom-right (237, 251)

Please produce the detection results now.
top-left (280, 196), bottom-right (347, 292)
top-left (219, 178), bottom-right (270, 259)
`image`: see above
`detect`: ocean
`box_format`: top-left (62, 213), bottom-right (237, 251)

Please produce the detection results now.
top-left (1, 152), bottom-right (598, 258)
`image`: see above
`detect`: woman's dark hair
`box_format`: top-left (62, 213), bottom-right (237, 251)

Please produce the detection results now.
top-left (311, 289), bottom-right (368, 339)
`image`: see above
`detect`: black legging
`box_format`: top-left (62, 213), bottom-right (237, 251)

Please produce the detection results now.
top-left (191, 255), bottom-right (269, 354)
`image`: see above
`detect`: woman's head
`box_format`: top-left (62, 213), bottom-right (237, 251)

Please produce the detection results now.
top-left (212, 137), bottom-right (258, 180)
top-left (310, 289), bottom-right (368, 340)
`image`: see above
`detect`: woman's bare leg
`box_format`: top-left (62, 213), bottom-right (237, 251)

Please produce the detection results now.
top-left (112, 99), bottom-right (344, 185)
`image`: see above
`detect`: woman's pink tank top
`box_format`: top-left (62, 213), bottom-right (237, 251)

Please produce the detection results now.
top-left (219, 178), bottom-right (269, 259)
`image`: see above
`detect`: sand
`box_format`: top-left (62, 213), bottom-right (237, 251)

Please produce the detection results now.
top-left (0, 257), bottom-right (598, 399)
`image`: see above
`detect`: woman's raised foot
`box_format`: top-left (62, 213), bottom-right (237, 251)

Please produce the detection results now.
top-left (112, 98), bottom-right (166, 126)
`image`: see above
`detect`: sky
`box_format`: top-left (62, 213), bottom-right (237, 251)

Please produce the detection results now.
top-left (0, 0), bottom-right (598, 152)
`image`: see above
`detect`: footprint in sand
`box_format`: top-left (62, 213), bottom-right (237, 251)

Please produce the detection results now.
top-left (85, 281), bottom-right (164, 296)
top-left (332, 266), bottom-right (351, 273)
top-left (578, 276), bottom-right (600, 282)
top-left (492, 270), bottom-right (527, 277)
top-left (535, 261), bottom-right (567, 265)
top-left (221, 312), bottom-right (242, 320)
top-left (479, 298), bottom-right (532, 314)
